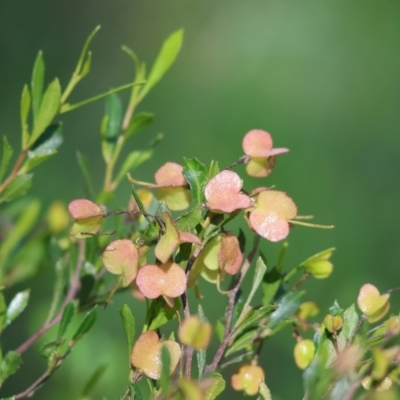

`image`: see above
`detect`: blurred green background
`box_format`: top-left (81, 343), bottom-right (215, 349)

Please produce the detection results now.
top-left (1, 0), bottom-right (400, 399)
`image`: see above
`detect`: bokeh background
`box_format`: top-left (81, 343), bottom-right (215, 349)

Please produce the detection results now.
top-left (1, 1), bottom-right (400, 399)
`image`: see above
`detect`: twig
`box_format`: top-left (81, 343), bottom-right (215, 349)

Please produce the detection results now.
top-left (14, 358), bottom-right (63, 399)
top-left (204, 235), bottom-right (260, 373)
top-left (0, 149), bottom-right (29, 195)
top-left (224, 155), bottom-right (249, 170)
top-left (16, 240), bottom-right (86, 354)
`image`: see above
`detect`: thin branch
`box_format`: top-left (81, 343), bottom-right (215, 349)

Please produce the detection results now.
top-left (14, 358), bottom-right (63, 399)
top-left (205, 235), bottom-right (259, 373)
top-left (16, 240), bottom-right (86, 354)
top-left (0, 149), bottom-right (29, 195)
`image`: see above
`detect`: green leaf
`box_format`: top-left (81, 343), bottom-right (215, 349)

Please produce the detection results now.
top-left (204, 373), bottom-right (225, 400)
top-left (0, 294), bottom-right (6, 333)
top-left (124, 112), bottom-right (154, 140)
top-left (0, 199), bottom-right (40, 264)
top-left (262, 267), bottom-right (283, 307)
top-left (21, 124), bottom-right (63, 173)
top-left (57, 302), bottom-right (75, 339)
top-left (79, 51), bottom-right (92, 80)
top-left (61, 82), bottom-right (141, 114)
top-left (183, 158), bottom-right (208, 207)
top-left (1, 397), bottom-right (15, 400)
top-left (175, 206), bottom-right (203, 232)
top-left (102, 93), bottom-right (123, 142)
top-left (20, 85), bottom-right (31, 147)
top-left (119, 304), bottom-right (135, 354)
top-left (214, 318), bottom-right (225, 343)
top-left (3, 239), bottom-right (45, 287)
top-left (75, 26), bottom-right (101, 77)
top-left (159, 346), bottom-right (171, 394)
top-left (129, 383), bottom-right (143, 400)
top-left (0, 136), bottom-right (13, 183)
top-left (80, 365), bottom-right (107, 397)
top-left (61, 26), bottom-right (100, 105)
top-left (31, 51), bottom-right (45, 123)
top-left (245, 256), bottom-right (267, 309)
top-left (232, 306), bottom-right (274, 341)
top-left (72, 306), bottom-right (97, 342)
top-left (5, 290), bottom-right (30, 327)
top-left (267, 291), bottom-right (304, 329)
top-left (39, 340), bottom-right (59, 358)
top-left (197, 348), bottom-right (206, 378)
top-left (76, 151), bottom-right (95, 200)
top-left (0, 174), bottom-right (33, 204)
top-left (30, 78), bottom-right (61, 146)
top-left (340, 304), bottom-right (359, 343)
top-left (225, 329), bottom-right (258, 357)
top-left (0, 351), bottom-right (22, 385)
top-left (147, 298), bottom-right (178, 331)
top-left (115, 150), bottom-right (153, 186)
top-left (131, 185), bottom-right (155, 229)
top-left (208, 160), bottom-right (219, 179)
top-left (138, 29), bottom-right (183, 101)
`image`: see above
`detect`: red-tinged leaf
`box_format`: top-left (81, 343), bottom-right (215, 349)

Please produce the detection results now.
top-left (248, 190), bottom-right (297, 242)
top-left (219, 233), bottom-right (243, 275)
top-left (136, 262), bottom-right (186, 299)
top-left (154, 162), bottom-right (187, 187)
top-left (242, 129), bottom-right (288, 158)
top-left (68, 199), bottom-right (104, 219)
top-left (357, 283), bottom-right (390, 323)
top-left (102, 239), bottom-right (140, 286)
top-left (205, 170), bottom-right (252, 214)
top-left (131, 330), bottom-right (181, 379)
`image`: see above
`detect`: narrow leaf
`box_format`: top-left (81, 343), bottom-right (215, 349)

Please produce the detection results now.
top-left (261, 267), bottom-right (283, 307)
top-left (0, 294), bottom-right (6, 333)
top-left (0, 351), bottom-right (22, 384)
top-left (232, 306), bottom-right (274, 340)
top-left (225, 329), bottom-right (258, 356)
top-left (57, 302), bottom-right (75, 339)
top-left (246, 256), bottom-right (267, 308)
top-left (0, 136), bottom-right (13, 183)
top-left (80, 51), bottom-right (92, 80)
top-left (72, 306), bottom-right (97, 342)
top-left (102, 93), bottom-right (123, 142)
top-left (115, 150), bottom-right (153, 186)
top-left (76, 151), bottom-right (95, 200)
top-left (147, 299), bottom-right (178, 331)
top-left (20, 85), bottom-right (31, 147)
top-left (30, 78), bottom-right (61, 146)
top-left (119, 304), bottom-right (135, 354)
top-left (21, 124), bottom-right (63, 173)
top-left (182, 158), bottom-right (208, 207)
top-left (0, 199), bottom-right (40, 264)
top-left (267, 291), bottom-right (304, 329)
top-left (31, 51), bottom-right (45, 123)
top-left (5, 290), bottom-right (30, 327)
top-left (197, 348), bottom-right (206, 378)
top-left (124, 112), bottom-right (154, 140)
top-left (75, 26), bottom-right (101, 76)
top-left (139, 29), bottom-right (183, 101)
top-left (81, 365), bottom-right (107, 397)
top-left (204, 373), bottom-right (226, 400)
top-left (159, 346), bottom-right (171, 394)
